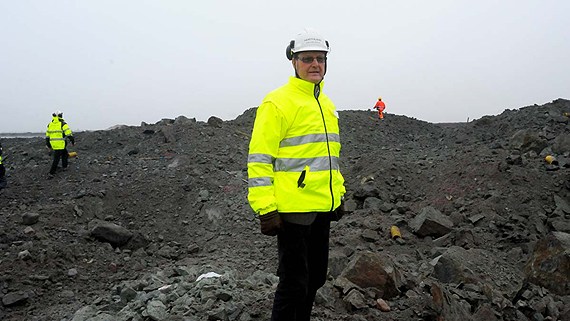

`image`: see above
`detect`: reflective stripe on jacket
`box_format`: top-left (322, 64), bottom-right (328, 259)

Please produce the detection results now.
top-left (247, 76), bottom-right (346, 215)
top-left (46, 116), bottom-right (66, 150)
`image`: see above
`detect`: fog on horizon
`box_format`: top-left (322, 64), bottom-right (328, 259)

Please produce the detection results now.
top-left (1, 1), bottom-right (569, 133)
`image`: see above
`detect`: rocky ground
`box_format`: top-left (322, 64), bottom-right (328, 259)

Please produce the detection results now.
top-left (1, 99), bottom-right (569, 321)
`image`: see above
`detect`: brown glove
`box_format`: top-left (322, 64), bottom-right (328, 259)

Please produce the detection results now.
top-left (259, 211), bottom-right (283, 236)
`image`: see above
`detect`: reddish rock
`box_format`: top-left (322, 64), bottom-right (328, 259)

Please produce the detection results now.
top-left (524, 231), bottom-right (570, 295)
top-left (340, 251), bottom-right (401, 299)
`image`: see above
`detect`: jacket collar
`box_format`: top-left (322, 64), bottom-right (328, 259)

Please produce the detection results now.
top-left (288, 76), bottom-right (324, 96)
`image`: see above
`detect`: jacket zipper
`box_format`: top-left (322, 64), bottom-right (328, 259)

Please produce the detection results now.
top-left (314, 83), bottom-right (335, 212)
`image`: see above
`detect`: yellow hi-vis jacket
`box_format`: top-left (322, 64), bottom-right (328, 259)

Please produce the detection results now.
top-left (46, 116), bottom-right (68, 150)
top-left (248, 76), bottom-right (346, 216)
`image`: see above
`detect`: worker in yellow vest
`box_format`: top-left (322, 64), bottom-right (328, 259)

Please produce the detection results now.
top-left (45, 111), bottom-right (75, 176)
top-left (247, 28), bottom-right (347, 321)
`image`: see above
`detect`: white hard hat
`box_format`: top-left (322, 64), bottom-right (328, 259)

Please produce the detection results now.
top-left (53, 110), bottom-right (63, 117)
top-left (286, 28), bottom-right (330, 60)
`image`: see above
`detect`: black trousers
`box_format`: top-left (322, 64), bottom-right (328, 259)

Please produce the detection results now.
top-left (271, 213), bottom-right (331, 321)
top-left (49, 149), bottom-right (68, 174)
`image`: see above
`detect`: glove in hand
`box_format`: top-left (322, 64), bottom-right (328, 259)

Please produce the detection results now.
top-left (259, 211), bottom-right (283, 236)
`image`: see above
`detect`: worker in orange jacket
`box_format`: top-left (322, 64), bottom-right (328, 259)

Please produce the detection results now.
top-left (373, 97), bottom-right (386, 119)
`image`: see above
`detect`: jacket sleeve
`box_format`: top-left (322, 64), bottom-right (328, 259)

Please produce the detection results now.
top-left (247, 101), bottom-right (286, 215)
top-left (62, 122), bottom-right (73, 137)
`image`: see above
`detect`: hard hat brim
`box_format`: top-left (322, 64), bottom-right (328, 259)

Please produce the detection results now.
top-left (292, 46), bottom-right (329, 53)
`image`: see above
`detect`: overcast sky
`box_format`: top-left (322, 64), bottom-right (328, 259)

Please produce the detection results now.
top-left (1, 1), bottom-right (569, 133)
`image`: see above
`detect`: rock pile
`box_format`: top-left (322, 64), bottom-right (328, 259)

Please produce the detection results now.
top-left (0, 99), bottom-right (569, 321)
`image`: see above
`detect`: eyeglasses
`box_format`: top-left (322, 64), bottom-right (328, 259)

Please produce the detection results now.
top-left (297, 56), bottom-right (327, 64)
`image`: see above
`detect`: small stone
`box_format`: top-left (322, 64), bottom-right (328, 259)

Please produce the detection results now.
top-left (23, 226), bottom-right (35, 235)
top-left (395, 237), bottom-right (406, 245)
top-left (376, 298), bottom-right (391, 312)
top-left (68, 268), bottom-right (78, 277)
top-left (2, 292), bottom-right (29, 306)
top-left (18, 250), bottom-right (31, 260)
top-left (22, 212), bottom-right (40, 225)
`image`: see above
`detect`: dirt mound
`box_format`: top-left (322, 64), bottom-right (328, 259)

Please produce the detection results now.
top-left (1, 99), bottom-right (569, 320)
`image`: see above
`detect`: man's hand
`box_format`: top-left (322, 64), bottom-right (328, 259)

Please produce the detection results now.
top-left (331, 202), bottom-right (350, 221)
top-left (259, 211), bottom-right (283, 236)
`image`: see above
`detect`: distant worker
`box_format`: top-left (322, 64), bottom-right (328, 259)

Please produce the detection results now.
top-left (373, 96), bottom-right (386, 119)
top-left (45, 111), bottom-right (75, 176)
top-left (0, 141), bottom-right (6, 189)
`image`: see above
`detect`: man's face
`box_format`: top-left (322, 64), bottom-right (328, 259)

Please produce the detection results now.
top-left (293, 51), bottom-right (327, 84)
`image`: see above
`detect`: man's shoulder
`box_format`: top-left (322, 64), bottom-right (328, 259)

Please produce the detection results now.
top-left (262, 85), bottom-right (292, 106)
top-left (266, 81), bottom-right (292, 95)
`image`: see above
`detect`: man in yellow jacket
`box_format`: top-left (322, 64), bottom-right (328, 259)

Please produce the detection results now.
top-left (247, 28), bottom-right (347, 321)
top-left (46, 111), bottom-right (75, 176)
